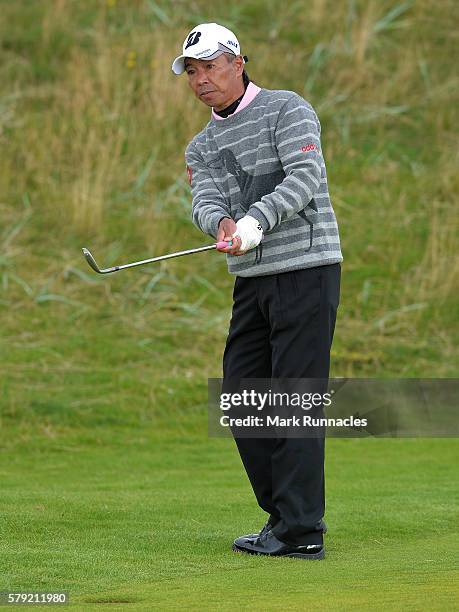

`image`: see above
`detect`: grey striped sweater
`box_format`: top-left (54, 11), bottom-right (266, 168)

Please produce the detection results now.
top-left (185, 85), bottom-right (343, 277)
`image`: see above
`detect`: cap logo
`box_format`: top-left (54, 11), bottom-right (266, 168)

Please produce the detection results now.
top-left (196, 48), bottom-right (212, 57)
top-left (185, 31), bottom-right (201, 49)
top-left (227, 40), bottom-right (237, 48)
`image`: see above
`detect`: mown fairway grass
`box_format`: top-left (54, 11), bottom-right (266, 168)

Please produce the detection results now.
top-left (1, 0), bottom-right (458, 609)
top-left (2, 430), bottom-right (458, 610)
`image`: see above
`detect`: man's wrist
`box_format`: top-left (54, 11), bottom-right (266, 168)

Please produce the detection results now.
top-left (245, 207), bottom-right (270, 233)
top-left (218, 216), bottom-right (231, 227)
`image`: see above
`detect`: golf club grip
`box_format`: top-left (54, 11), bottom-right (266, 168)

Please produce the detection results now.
top-left (216, 240), bottom-right (233, 249)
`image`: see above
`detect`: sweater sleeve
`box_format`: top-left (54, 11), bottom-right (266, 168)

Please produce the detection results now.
top-left (185, 141), bottom-right (231, 239)
top-left (246, 94), bottom-right (323, 233)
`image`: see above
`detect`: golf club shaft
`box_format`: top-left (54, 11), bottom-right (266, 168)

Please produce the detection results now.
top-left (82, 240), bottom-right (233, 274)
top-left (117, 243), bottom-right (220, 270)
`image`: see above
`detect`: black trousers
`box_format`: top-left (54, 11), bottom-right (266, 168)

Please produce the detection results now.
top-left (223, 263), bottom-right (341, 546)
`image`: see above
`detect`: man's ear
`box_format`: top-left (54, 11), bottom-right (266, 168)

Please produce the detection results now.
top-left (234, 55), bottom-right (245, 76)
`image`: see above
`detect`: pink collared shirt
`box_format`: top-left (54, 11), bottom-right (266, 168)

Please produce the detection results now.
top-left (211, 82), bottom-right (262, 120)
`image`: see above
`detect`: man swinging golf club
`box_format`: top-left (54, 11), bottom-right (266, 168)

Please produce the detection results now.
top-left (172, 23), bottom-right (342, 560)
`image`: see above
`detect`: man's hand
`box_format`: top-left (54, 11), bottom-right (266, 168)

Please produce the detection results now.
top-left (217, 216), bottom-right (263, 256)
top-left (233, 216), bottom-right (263, 252)
top-left (216, 217), bottom-right (244, 255)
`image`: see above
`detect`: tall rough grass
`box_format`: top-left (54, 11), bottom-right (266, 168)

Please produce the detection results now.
top-left (0, 0), bottom-right (457, 422)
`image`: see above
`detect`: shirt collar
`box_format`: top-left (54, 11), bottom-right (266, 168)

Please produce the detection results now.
top-left (211, 82), bottom-right (262, 121)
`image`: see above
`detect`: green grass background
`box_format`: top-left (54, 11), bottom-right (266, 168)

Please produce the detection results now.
top-left (0, 0), bottom-right (458, 609)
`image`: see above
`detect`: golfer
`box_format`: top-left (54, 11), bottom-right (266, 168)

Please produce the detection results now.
top-left (172, 23), bottom-right (342, 560)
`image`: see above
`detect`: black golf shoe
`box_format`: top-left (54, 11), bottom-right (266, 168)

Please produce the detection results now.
top-left (233, 519), bottom-right (327, 549)
top-left (233, 520), bottom-right (274, 548)
top-left (232, 529), bottom-right (325, 560)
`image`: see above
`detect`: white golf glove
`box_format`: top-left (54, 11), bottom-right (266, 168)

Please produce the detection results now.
top-left (233, 215), bottom-right (263, 252)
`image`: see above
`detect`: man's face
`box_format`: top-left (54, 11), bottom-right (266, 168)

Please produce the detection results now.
top-left (185, 53), bottom-right (244, 111)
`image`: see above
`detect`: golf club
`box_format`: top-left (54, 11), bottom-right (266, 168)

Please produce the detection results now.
top-left (82, 241), bottom-right (233, 274)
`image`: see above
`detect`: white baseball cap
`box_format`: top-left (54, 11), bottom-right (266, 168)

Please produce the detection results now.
top-left (171, 22), bottom-right (246, 75)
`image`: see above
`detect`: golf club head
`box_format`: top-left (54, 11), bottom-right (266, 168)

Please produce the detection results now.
top-left (82, 248), bottom-right (101, 273)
